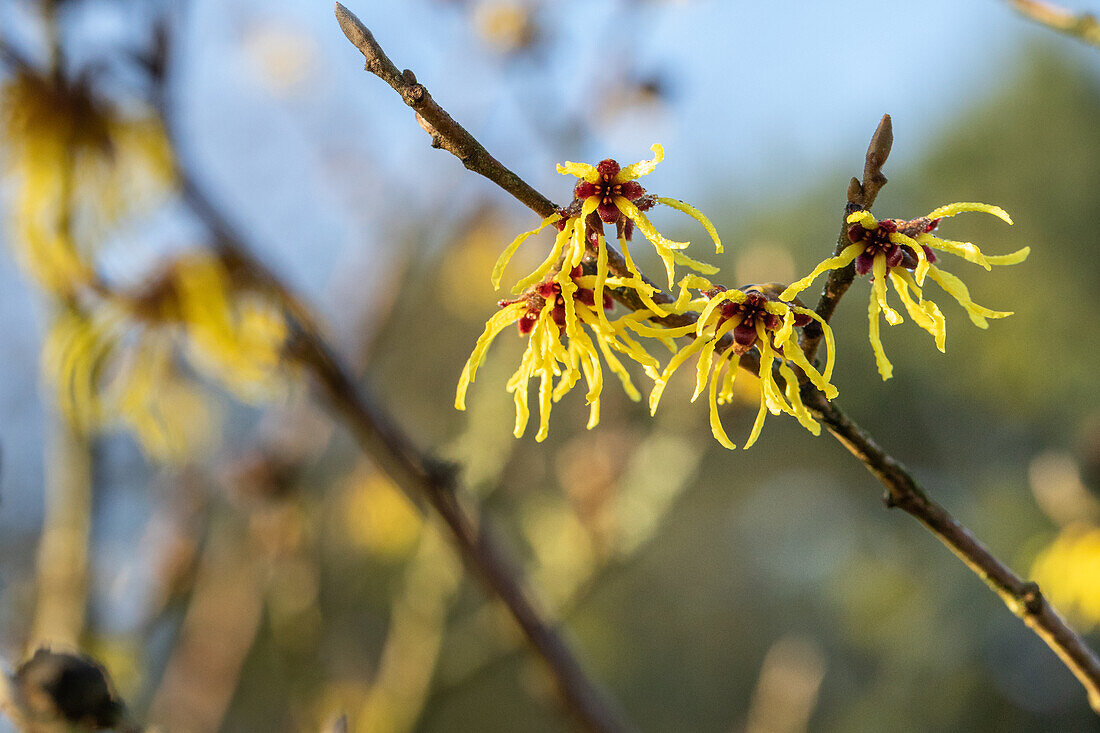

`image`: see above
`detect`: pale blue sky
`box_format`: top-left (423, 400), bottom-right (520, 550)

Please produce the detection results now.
top-left (0, 0), bottom-right (1097, 533)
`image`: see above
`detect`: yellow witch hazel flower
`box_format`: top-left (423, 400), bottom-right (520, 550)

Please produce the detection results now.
top-left (0, 70), bottom-right (173, 296)
top-left (780, 202), bottom-right (1030, 380)
top-left (491, 144), bottom-right (721, 321)
top-left (460, 144), bottom-right (722, 440)
top-left (43, 252), bottom-right (290, 461)
top-left (649, 279), bottom-right (838, 449)
top-left (457, 265), bottom-right (664, 441)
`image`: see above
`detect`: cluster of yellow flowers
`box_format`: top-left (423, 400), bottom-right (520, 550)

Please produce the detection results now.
top-left (1, 70), bottom-right (290, 460)
top-left (457, 146), bottom-right (1029, 448)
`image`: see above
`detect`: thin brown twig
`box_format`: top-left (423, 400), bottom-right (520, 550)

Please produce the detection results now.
top-left (1008, 0), bottom-right (1100, 48)
top-left (334, 4), bottom-right (1100, 714)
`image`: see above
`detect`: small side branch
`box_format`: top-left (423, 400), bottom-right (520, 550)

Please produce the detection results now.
top-left (798, 113), bottom-right (892, 362)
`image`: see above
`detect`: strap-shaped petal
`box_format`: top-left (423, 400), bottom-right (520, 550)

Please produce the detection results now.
top-left (791, 306), bottom-right (836, 383)
top-left (925, 201), bottom-right (1012, 225)
top-left (615, 197), bottom-right (689, 253)
top-left (616, 143), bottom-right (664, 182)
top-left (916, 233), bottom-right (991, 271)
top-left (708, 349), bottom-right (739, 450)
top-left (891, 270), bottom-right (946, 352)
top-left (780, 243), bottom-right (862, 301)
top-left (779, 361), bottom-right (820, 435)
top-left (871, 253), bottom-right (903, 325)
top-left (889, 231), bottom-right (931, 285)
top-left (696, 289), bottom-right (747, 336)
top-left (455, 302), bottom-right (526, 410)
top-left (692, 319), bottom-right (738, 403)
top-left (491, 213), bottom-right (561, 289)
top-left (867, 288), bottom-right (893, 380)
top-left (513, 219), bottom-right (572, 293)
top-left (847, 209), bottom-right (878, 229)
top-left (617, 236), bottom-right (670, 316)
top-left (926, 265), bottom-right (1013, 328)
top-left (982, 246), bottom-right (1030, 266)
top-left (557, 160), bottom-right (599, 182)
top-left (657, 197), bottom-right (722, 253)
top-left (649, 338), bottom-right (706, 415)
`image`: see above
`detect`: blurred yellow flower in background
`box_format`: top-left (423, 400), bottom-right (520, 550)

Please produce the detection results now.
top-left (0, 70), bottom-right (172, 296)
top-left (43, 252), bottom-right (290, 461)
top-left (1031, 524), bottom-right (1100, 630)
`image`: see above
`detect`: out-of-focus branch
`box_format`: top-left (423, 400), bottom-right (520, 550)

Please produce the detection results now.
top-left (333, 6), bottom-right (1100, 713)
top-left (798, 113), bottom-right (892, 363)
top-left (30, 424), bottom-right (92, 650)
top-left (154, 16), bottom-right (630, 733)
top-left (1009, 0), bottom-right (1100, 48)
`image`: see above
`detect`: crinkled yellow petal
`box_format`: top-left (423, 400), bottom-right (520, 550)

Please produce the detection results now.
top-left (591, 328), bottom-right (641, 402)
top-left (623, 320), bottom-right (696, 340)
top-left (616, 236), bottom-right (670, 316)
top-left (577, 308), bottom-right (659, 373)
top-left (871, 253), bottom-right (903, 325)
top-left (917, 233), bottom-right (991, 271)
top-left (656, 197), bottom-right (722, 253)
top-left (891, 270), bottom-right (946, 352)
top-left (491, 213), bottom-right (561, 289)
top-left (983, 247), bottom-right (1030, 266)
top-left (769, 303), bottom-right (797, 347)
top-left (867, 288), bottom-right (893, 380)
top-left (535, 367), bottom-right (553, 442)
top-left (513, 220), bottom-right (572, 293)
top-left (779, 361), bottom-right (820, 435)
top-left (926, 201), bottom-right (1012, 225)
top-left (846, 209), bottom-right (878, 229)
top-left (780, 243), bottom-right (862, 301)
top-left (708, 349), bottom-right (738, 450)
top-left (756, 327), bottom-right (791, 416)
top-left (791, 306), bottom-right (836, 383)
top-left (926, 265), bottom-right (1013, 328)
top-left (455, 302), bottom-right (526, 410)
top-left (594, 232), bottom-right (612, 332)
top-left (649, 338), bottom-right (707, 415)
top-left (616, 143), bottom-right (664, 182)
top-left (696, 289), bottom-right (747, 336)
top-left (780, 329), bottom-right (837, 399)
top-left (614, 197), bottom-right (690, 286)
top-left (672, 251), bottom-right (719, 277)
top-left (692, 319), bottom-right (737, 403)
top-left (744, 385), bottom-right (771, 450)
top-left (888, 231), bottom-right (930, 285)
top-left (557, 160), bottom-right (599, 182)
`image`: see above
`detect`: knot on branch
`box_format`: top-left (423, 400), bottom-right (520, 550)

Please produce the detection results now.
top-left (1020, 581), bottom-right (1045, 616)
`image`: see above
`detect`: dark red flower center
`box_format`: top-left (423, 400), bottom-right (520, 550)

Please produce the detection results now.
top-left (500, 265), bottom-right (614, 335)
top-left (574, 159), bottom-right (647, 225)
top-left (848, 217), bottom-right (941, 276)
top-left (706, 286), bottom-right (812, 355)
